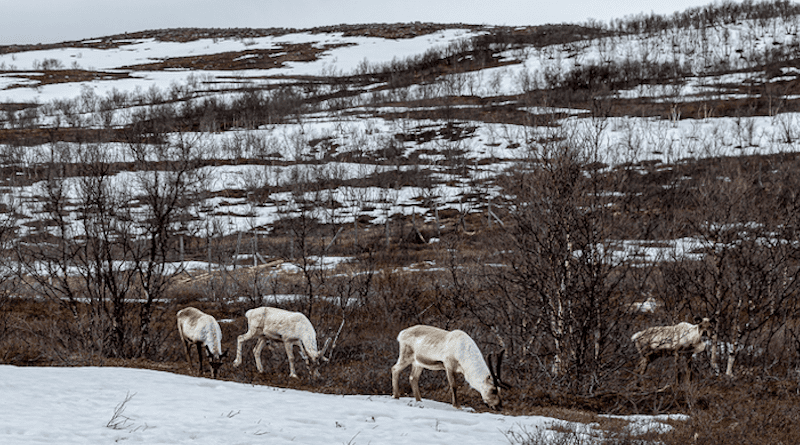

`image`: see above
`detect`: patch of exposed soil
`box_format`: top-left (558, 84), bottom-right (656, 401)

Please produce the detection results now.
top-left (0, 69), bottom-right (131, 89)
top-left (0, 127), bottom-right (130, 146)
top-left (118, 42), bottom-right (353, 71)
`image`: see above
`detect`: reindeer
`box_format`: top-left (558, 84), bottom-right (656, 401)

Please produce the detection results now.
top-left (632, 316), bottom-right (715, 382)
top-left (391, 325), bottom-right (511, 410)
top-left (176, 307), bottom-right (228, 379)
top-left (232, 306), bottom-right (338, 378)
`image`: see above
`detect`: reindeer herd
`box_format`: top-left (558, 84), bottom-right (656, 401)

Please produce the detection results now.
top-left (176, 304), bottom-right (715, 411)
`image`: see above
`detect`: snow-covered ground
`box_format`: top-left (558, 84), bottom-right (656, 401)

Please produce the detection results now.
top-left (0, 365), bottom-right (680, 444)
top-left (3, 16), bottom-right (800, 249)
top-left (0, 29), bottom-right (481, 104)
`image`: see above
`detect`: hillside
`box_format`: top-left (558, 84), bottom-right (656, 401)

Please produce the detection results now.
top-left (2, 1), bottom-right (800, 444)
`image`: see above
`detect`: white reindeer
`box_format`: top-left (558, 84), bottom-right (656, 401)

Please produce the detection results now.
top-left (632, 316), bottom-right (715, 378)
top-left (176, 307), bottom-right (228, 379)
top-left (391, 325), bottom-right (511, 410)
top-left (232, 307), bottom-right (332, 378)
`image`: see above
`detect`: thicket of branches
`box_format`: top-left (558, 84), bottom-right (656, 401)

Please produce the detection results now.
top-left (607, 0), bottom-right (800, 34)
top-left (1, 104), bottom-right (799, 398)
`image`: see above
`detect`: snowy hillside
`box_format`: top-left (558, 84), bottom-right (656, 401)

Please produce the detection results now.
top-left (0, 365), bottom-right (679, 444)
top-left (2, 11), bottom-right (800, 240)
top-left (3, 4), bottom-right (800, 444)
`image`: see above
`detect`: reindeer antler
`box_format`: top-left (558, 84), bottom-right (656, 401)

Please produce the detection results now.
top-left (322, 316), bottom-right (345, 362)
top-left (489, 349), bottom-right (512, 389)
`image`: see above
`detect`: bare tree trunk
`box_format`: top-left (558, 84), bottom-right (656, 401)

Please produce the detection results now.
top-left (726, 292), bottom-right (745, 377)
top-left (710, 285), bottom-right (723, 374)
top-left (253, 230), bottom-right (258, 267)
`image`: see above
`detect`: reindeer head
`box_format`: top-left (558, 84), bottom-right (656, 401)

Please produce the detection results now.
top-left (484, 350), bottom-right (512, 410)
top-left (694, 316), bottom-right (715, 342)
top-left (307, 337), bottom-right (332, 378)
top-left (308, 318), bottom-right (343, 378)
top-left (207, 348), bottom-right (228, 379)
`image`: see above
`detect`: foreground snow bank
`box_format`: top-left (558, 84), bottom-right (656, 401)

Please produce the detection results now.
top-left (0, 365), bottom-right (573, 444)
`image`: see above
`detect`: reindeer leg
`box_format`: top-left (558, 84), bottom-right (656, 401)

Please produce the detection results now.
top-left (195, 343), bottom-right (204, 376)
top-left (284, 341), bottom-right (299, 378)
top-left (636, 356), bottom-right (650, 375)
top-left (391, 346), bottom-right (413, 399)
top-left (634, 355), bottom-right (650, 388)
top-left (409, 364), bottom-right (423, 402)
top-left (391, 364), bottom-right (406, 399)
top-left (233, 325), bottom-right (258, 368)
top-left (678, 353), bottom-right (691, 385)
top-left (297, 345), bottom-right (313, 376)
top-left (182, 339), bottom-right (193, 372)
top-left (253, 337), bottom-right (267, 373)
top-left (446, 367), bottom-right (459, 408)
top-left (205, 346), bottom-right (219, 379)
top-left (673, 351), bottom-right (684, 385)
top-left (686, 357), bottom-right (692, 385)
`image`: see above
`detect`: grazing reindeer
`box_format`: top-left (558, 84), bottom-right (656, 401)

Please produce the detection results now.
top-left (632, 316), bottom-right (715, 382)
top-left (232, 307), bottom-right (335, 378)
top-left (391, 325), bottom-right (511, 410)
top-left (176, 307), bottom-right (228, 379)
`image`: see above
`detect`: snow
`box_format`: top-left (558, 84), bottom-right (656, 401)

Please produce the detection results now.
top-left (0, 29), bottom-right (481, 104)
top-left (3, 17), bottom-right (800, 248)
top-left (0, 365), bottom-right (614, 445)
